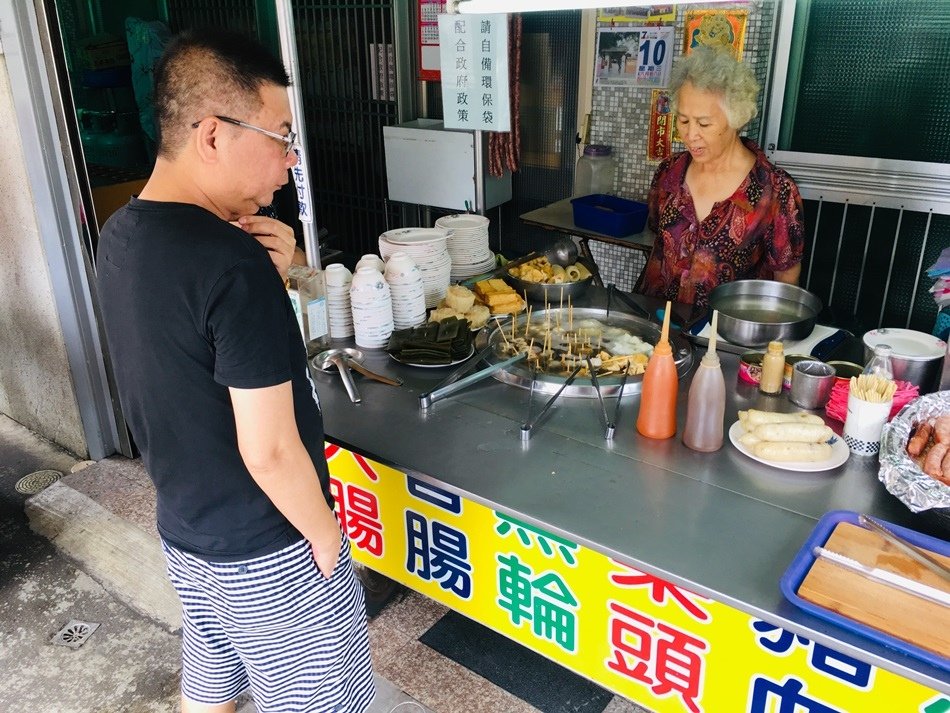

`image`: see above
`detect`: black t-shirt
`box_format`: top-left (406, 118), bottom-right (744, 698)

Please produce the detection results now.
top-left (96, 198), bottom-right (333, 561)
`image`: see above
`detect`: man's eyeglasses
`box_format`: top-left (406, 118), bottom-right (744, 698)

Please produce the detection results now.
top-left (191, 115), bottom-right (297, 157)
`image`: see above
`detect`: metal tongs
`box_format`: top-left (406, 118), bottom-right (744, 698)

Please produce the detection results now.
top-left (858, 514), bottom-right (950, 584)
top-left (587, 356), bottom-right (613, 439)
top-left (419, 346), bottom-right (526, 410)
top-left (520, 364), bottom-right (583, 441)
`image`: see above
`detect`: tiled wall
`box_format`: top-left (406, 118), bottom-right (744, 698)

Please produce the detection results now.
top-left (586, 1), bottom-right (777, 291)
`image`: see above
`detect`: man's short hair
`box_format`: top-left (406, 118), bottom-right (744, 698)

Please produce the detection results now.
top-left (153, 29), bottom-right (291, 157)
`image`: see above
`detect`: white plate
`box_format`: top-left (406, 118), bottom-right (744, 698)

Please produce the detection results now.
top-left (728, 421), bottom-right (849, 472)
top-left (436, 214), bottom-right (490, 230)
top-left (380, 228), bottom-right (449, 246)
top-left (389, 345), bottom-right (475, 368)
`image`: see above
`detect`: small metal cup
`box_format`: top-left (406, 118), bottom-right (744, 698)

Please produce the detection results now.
top-left (789, 360), bottom-right (836, 409)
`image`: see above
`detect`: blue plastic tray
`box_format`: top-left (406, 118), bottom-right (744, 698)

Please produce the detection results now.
top-left (780, 510), bottom-right (950, 673)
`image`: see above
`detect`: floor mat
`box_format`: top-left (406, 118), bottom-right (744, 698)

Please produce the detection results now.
top-left (419, 610), bottom-right (614, 713)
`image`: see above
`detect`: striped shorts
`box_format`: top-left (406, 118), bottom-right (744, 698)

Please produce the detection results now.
top-left (162, 534), bottom-right (375, 712)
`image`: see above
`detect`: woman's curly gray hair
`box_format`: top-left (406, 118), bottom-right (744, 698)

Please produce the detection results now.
top-left (669, 47), bottom-right (760, 130)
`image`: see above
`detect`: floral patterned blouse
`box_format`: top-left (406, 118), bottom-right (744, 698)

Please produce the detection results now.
top-left (640, 139), bottom-right (804, 309)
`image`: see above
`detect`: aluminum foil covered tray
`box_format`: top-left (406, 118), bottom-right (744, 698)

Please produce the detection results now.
top-left (879, 391), bottom-right (950, 513)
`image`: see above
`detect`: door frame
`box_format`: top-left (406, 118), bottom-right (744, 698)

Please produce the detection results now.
top-left (1, 0), bottom-right (128, 458)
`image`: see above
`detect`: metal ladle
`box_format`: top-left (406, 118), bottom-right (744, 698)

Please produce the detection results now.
top-left (314, 348), bottom-right (361, 403)
top-left (545, 237), bottom-right (579, 267)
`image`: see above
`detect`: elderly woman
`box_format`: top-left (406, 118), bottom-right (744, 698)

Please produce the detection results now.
top-left (640, 47), bottom-right (804, 308)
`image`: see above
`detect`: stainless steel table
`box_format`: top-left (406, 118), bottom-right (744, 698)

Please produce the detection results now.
top-left (312, 289), bottom-right (949, 694)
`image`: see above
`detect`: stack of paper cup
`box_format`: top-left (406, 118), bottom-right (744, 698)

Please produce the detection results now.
top-left (324, 264), bottom-right (353, 340)
top-left (349, 266), bottom-right (393, 349)
top-left (384, 252), bottom-right (427, 329)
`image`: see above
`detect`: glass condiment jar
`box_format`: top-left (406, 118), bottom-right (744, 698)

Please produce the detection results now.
top-left (574, 144), bottom-right (617, 196)
top-left (863, 344), bottom-right (894, 381)
top-left (759, 341), bottom-right (786, 395)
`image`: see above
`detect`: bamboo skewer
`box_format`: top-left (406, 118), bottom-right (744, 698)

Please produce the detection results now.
top-left (495, 316), bottom-right (511, 351)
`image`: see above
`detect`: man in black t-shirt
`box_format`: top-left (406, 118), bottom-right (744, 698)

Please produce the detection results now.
top-left (96, 30), bottom-right (374, 713)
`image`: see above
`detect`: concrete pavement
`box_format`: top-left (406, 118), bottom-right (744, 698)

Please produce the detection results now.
top-left (0, 415), bottom-right (428, 713)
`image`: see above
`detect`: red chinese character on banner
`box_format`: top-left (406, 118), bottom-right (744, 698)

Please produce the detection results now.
top-left (610, 561), bottom-right (711, 622)
top-left (324, 444), bottom-right (380, 481)
top-left (606, 601), bottom-right (653, 684)
top-left (607, 601), bottom-right (709, 713)
top-left (329, 478), bottom-right (384, 556)
top-left (653, 621), bottom-right (706, 712)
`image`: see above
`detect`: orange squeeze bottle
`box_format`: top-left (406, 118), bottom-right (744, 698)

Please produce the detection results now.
top-left (637, 301), bottom-right (679, 439)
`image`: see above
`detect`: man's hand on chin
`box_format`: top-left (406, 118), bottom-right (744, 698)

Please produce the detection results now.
top-left (234, 215), bottom-right (296, 280)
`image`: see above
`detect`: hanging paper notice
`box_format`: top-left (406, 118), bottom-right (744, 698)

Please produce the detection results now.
top-left (438, 14), bottom-right (510, 131)
top-left (594, 26), bottom-right (673, 87)
top-left (647, 89), bottom-right (674, 163)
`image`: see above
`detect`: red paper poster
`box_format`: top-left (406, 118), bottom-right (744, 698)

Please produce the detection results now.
top-left (418, 1), bottom-right (446, 81)
top-left (648, 89), bottom-right (673, 162)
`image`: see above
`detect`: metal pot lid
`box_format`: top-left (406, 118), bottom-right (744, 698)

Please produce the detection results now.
top-left (483, 307), bottom-right (693, 398)
top-left (863, 328), bottom-right (945, 360)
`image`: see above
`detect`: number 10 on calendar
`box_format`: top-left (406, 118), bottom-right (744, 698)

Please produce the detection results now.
top-left (636, 27), bottom-right (673, 87)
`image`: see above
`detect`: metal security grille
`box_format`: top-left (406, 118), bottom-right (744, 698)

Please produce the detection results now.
top-left (163, 0), bottom-right (261, 35)
top-left (293, 0), bottom-right (401, 256)
top-left (801, 200), bottom-right (948, 334)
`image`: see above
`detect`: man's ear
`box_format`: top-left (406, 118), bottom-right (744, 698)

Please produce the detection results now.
top-left (194, 118), bottom-right (220, 164)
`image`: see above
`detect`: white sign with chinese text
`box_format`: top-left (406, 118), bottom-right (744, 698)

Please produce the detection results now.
top-left (438, 14), bottom-right (510, 131)
top-left (291, 147), bottom-right (314, 224)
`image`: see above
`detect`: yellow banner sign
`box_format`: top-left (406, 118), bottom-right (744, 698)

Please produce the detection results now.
top-left (325, 444), bottom-right (944, 712)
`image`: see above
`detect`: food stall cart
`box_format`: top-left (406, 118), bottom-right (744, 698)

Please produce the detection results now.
top-left (313, 288), bottom-right (950, 712)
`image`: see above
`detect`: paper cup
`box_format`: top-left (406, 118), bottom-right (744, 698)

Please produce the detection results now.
top-left (843, 392), bottom-right (892, 456)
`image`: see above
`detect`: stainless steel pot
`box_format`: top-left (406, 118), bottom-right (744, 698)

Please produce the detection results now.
top-left (862, 328), bottom-right (946, 395)
top-left (708, 280), bottom-right (821, 348)
top-left (503, 258), bottom-right (594, 303)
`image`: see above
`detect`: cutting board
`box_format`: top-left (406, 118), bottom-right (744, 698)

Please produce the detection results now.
top-left (797, 522), bottom-right (950, 658)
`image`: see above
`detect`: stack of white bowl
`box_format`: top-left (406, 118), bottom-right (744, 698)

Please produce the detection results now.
top-left (384, 252), bottom-right (427, 329)
top-left (379, 228), bottom-right (451, 309)
top-left (355, 253), bottom-right (386, 274)
top-left (435, 214), bottom-right (495, 281)
top-left (324, 264), bottom-right (354, 340)
top-left (349, 266), bottom-right (394, 349)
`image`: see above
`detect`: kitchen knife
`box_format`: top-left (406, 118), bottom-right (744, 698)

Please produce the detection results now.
top-left (813, 546), bottom-right (950, 607)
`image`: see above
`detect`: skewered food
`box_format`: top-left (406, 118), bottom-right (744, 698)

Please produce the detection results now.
top-left (492, 314), bottom-right (652, 378)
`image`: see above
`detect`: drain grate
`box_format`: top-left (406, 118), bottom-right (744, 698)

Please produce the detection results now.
top-left (15, 469), bottom-right (63, 495)
top-left (51, 620), bottom-right (100, 649)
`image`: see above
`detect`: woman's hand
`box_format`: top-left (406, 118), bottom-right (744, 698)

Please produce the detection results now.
top-left (774, 263), bottom-right (802, 286)
top-left (310, 522), bottom-right (343, 579)
top-left (233, 215), bottom-right (297, 280)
